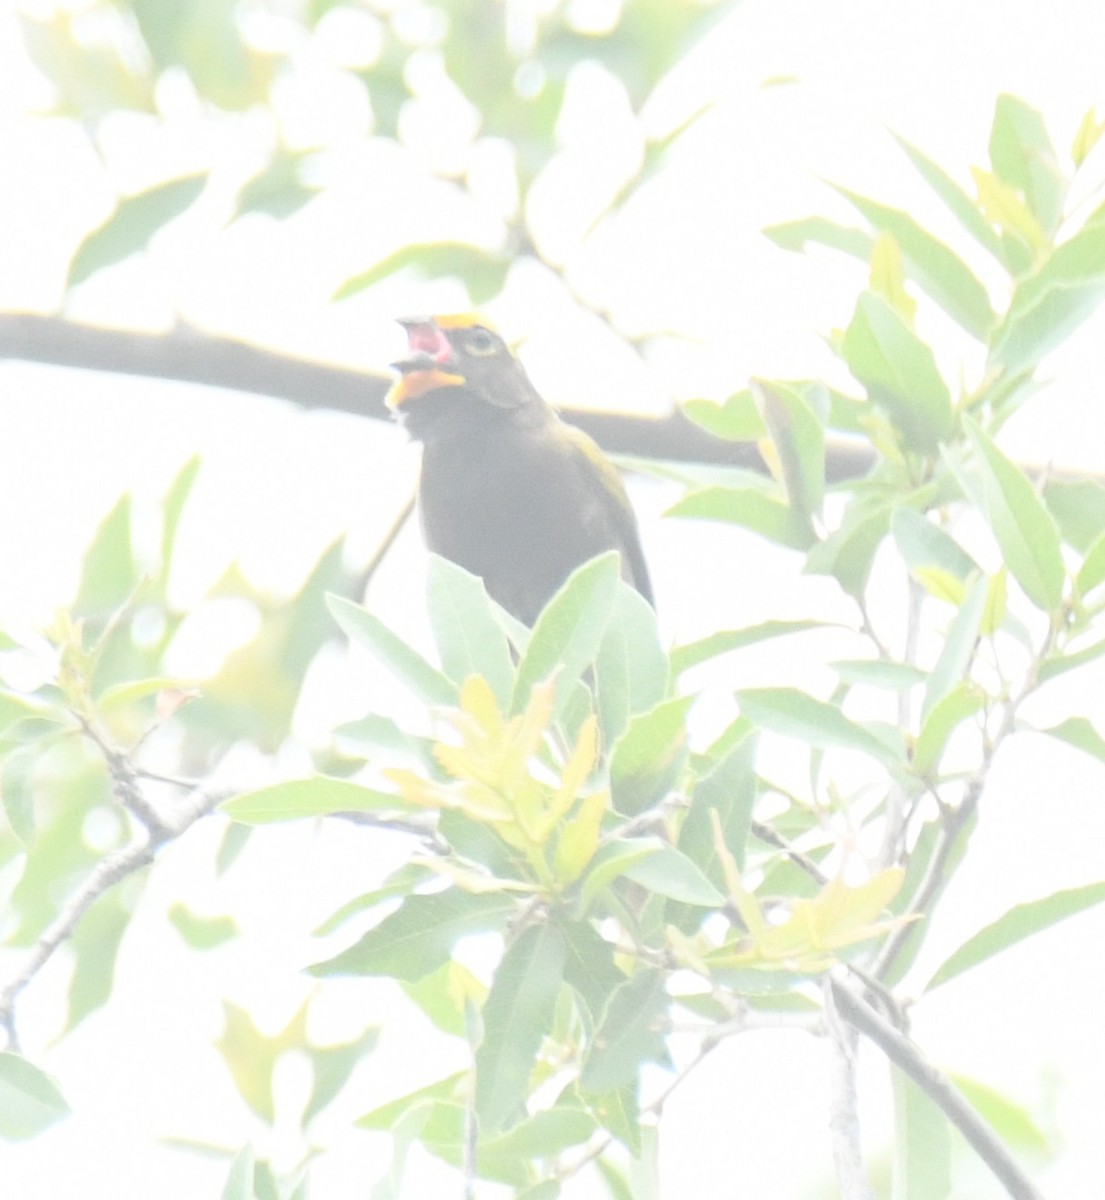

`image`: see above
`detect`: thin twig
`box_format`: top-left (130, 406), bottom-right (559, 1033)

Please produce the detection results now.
top-left (871, 785), bottom-right (979, 981)
top-left (878, 576), bottom-right (925, 870)
top-left (351, 489), bottom-right (417, 602)
top-left (830, 978), bottom-right (1046, 1200)
top-left (0, 780), bottom-right (223, 1050)
top-left (873, 609), bottom-right (1064, 981)
top-left (750, 817), bottom-right (829, 884)
top-left (0, 840), bottom-right (151, 1051)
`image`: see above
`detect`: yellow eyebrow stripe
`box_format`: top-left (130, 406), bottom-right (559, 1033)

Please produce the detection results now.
top-left (433, 312), bottom-right (499, 333)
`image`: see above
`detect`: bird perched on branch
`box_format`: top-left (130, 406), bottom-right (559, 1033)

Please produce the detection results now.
top-left (387, 313), bottom-right (653, 626)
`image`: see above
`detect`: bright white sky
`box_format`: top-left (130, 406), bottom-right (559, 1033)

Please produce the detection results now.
top-left (3, 0), bottom-right (1105, 1197)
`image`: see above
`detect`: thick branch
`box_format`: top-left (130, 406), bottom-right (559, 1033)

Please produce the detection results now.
top-left (0, 312), bottom-right (876, 479)
top-left (830, 978), bottom-right (1046, 1200)
top-left (824, 978), bottom-right (875, 1200)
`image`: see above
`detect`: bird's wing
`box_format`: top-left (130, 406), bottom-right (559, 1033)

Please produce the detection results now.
top-left (561, 422), bottom-right (654, 606)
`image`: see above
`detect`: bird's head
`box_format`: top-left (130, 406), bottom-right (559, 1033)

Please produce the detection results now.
top-left (387, 314), bottom-right (542, 439)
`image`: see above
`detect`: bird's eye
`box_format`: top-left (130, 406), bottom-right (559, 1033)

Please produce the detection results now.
top-left (465, 327), bottom-right (498, 355)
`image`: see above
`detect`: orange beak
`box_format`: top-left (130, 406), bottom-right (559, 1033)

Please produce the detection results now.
top-left (386, 318), bottom-right (466, 409)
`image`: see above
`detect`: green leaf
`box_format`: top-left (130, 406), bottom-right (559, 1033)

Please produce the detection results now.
top-left (401, 960), bottom-right (485, 1037)
top-left (988, 222), bottom-right (1105, 375)
top-left (869, 232), bottom-right (916, 322)
top-left (310, 890), bottom-right (516, 982)
top-left (678, 734), bottom-right (757, 888)
top-left (304, 1027), bottom-right (380, 1124)
top-left (95, 676), bottom-right (196, 710)
top-left (1071, 106), bottom-right (1105, 168)
top-left (1045, 479), bottom-right (1105, 552)
top-left (609, 696), bottom-right (692, 816)
top-left (160, 455), bottom-right (201, 583)
top-left (594, 584), bottom-right (669, 745)
top-left (892, 508), bottom-right (978, 591)
top-left (334, 242), bottom-right (509, 304)
top-left (671, 620), bottom-right (830, 675)
top-left (356, 1072), bottom-right (465, 1129)
top-left (1033, 716), bottom-right (1105, 764)
top-left (1038, 636), bottom-right (1105, 684)
top-left (893, 133), bottom-right (1005, 261)
top-left (67, 887), bottom-right (135, 1032)
top-left (763, 215), bottom-right (873, 259)
top-left (1, 744), bottom-right (37, 844)
top-left (737, 687), bottom-right (904, 770)
top-left (74, 494), bottom-right (138, 618)
top-left (0, 686), bottom-right (52, 729)
top-left (681, 390), bottom-right (764, 441)
top-left (927, 881), bottom-right (1105, 991)
top-left (577, 838), bottom-right (665, 915)
top-left (921, 572), bottom-right (988, 719)
top-left (892, 1068), bottom-right (952, 1200)
top-left (426, 555), bottom-right (514, 709)
top-left (840, 293), bottom-right (954, 454)
top-left (589, 1084), bottom-right (641, 1158)
top-left (804, 498), bottom-right (892, 598)
top-left (751, 379), bottom-right (825, 519)
top-left (68, 174), bottom-right (207, 287)
top-left (559, 920), bottom-right (624, 1021)
top-left (215, 1002), bottom-right (288, 1123)
top-left (234, 151), bottom-right (319, 220)
top-left (1076, 530), bottom-right (1105, 597)
top-left (831, 659), bottom-right (927, 692)
top-left (328, 595), bottom-right (457, 706)
top-left (989, 95), bottom-right (1064, 235)
top-left (971, 167), bottom-right (1046, 269)
top-left (581, 971), bottom-right (668, 1094)
top-left (0, 1053), bottom-right (69, 1139)
top-left (511, 553), bottom-right (620, 718)
top-left (833, 186), bottom-right (994, 338)
top-left (168, 902), bottom-right (237, 950)
top-left (481, 1104), bottom-right (595, 1166)
top-left (667, 484), bottom-right (816, 549)
top-left (963, 419), bottom-right (1064, 612)
top-left (913, 684), bottom-right (983, 777)
top-left (333, 714), bottom-right (435, 768)
top-left (620, 844), bottom-right (725, 907)
top-left (475, 923), bottom-right (566, 1132)
top-left (221, 1146), bottom-right (255, 1200)
top-left (221, 776), bottom-right (410, 824)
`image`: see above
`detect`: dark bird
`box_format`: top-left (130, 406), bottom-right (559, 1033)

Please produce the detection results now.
top-left (387, 313), bottom-right (653, 626)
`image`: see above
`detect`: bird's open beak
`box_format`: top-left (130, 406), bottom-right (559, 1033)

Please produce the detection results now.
top-left (386, 318), bottom-right (466, 408)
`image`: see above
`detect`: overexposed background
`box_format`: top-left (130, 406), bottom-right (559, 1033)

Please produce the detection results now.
top-left (2, 0), bottom-right (1105, 1195)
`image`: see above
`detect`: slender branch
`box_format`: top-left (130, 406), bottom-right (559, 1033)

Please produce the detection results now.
top-left (0, 841), bottom-right (150, 1051)
top-left (0, 780), bottom-right (223, 1050)
top-left (830, 978), bottom-right (1046, 1200)
top-left (873, 615), bottom-right (1062, 982)
top-left (870, 781), bottom-right (980, 981)
top-left (750, 817), bottom-right (829, 884)
top-left (878, 576), bottom-right (926, 870)
top-left (351, 488), bottom-right (417, 601)
top-left (823, 978), bottom-right (875, 1200)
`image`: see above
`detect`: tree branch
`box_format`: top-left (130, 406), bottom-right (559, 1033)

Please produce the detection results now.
top-left (823, 978), bottom-right (875, 1200)
top-left (0, 312), bottom-right (876, 479)
top-left (829, 978), bottom-right (1046, 1200)
top-left (0, 779), bottom-right (224, 1051)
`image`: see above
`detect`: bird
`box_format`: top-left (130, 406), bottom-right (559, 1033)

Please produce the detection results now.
top-left (386, 313), bottom-right (653, 626)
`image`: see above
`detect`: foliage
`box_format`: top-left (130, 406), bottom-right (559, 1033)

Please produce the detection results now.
top-left (3, 3), bottom-right (1105, 1198)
